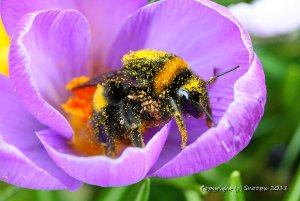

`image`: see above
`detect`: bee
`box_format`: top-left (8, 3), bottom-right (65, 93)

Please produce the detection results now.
top-left (73, 50), bottom-right (239, 157)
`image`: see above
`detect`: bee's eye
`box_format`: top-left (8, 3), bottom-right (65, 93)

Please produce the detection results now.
top-left (177, 88), bottom-right (189, 101)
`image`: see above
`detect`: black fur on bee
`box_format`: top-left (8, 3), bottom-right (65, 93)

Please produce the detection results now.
top-left (73, 50), bottom-right (239, 157)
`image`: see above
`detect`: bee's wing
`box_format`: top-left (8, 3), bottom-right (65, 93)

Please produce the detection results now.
top-left (72, 70), bottom-right (144, 91)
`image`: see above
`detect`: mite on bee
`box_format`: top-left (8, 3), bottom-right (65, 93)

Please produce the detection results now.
top-left (73, 50), bottom-right (239, 157)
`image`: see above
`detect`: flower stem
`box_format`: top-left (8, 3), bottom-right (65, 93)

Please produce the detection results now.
top-left (279, 123), bottom-right (300, 173)
top-left (134, 178), bottom-right (150, 201)
top-left (225, 170), bottom-right (246, 201)
top-left (284, 164), bottom-right (300, 201)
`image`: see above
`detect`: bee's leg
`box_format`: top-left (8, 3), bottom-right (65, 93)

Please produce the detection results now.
top-left (130, 127), bottom-right (145, 147)
top-left (170, 98), bottom-right (187, 150)
top-left (101, 122), bottom-right (117, 157)
top-left (198, 100), bottom-right (216, 128)
top-left (205, 103), bottom-right (214, 128)
top-left (106, 143), bottom-right (119, 158)
top-left (205, 104), bottom-right (216, 128)
top-left (92, 111), bottom-right (118, 158)
top-left (105, 135), bottom-right (117, 157)
top-left (120, 100), bottom-right (144, 147)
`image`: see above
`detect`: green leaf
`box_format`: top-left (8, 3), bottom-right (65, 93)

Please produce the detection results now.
top-left (0, 186), bottom-right (22, 201)
top-left (254, 47), bottom-right (288, 80)
top-left (36, 191), bottom-right (55, 201)
top-left (282, 65), bottom-right (300, 110)
top-left (96, 179), bottom-right (150, 201)
top-left (279, 123), bottom-right (300, 173)
top-left (284, 165), bottom-right (300, 201)
top-left (134, 179), bottom-right (150, 201)
top-left (153, 176), bottom-right (201, 193)
top-left (57, 185), bottom-right (96, 201)
top-left (196, 167), bottom-right (229, 186)
top-left (225, 171), bottom-right (246, 201)
top-left (213, 0), bottom-right (253, 6)
top-left (150, 179), bottom-right (186, 201)
top-left (97, 186), bottom-right (128, 201)
top-left (183, 190), bottom-right (203, 201)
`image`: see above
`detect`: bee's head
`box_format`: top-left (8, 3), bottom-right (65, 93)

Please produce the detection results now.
top-left (177, 76), bottom-right (209, 118)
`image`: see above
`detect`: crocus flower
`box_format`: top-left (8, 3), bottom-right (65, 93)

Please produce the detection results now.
top-left (0, 0), bottom-right (266, 190)
top-left (0, 18), bottom-right (9, 75)
top-left (229, 0), bottom-right (300, 37)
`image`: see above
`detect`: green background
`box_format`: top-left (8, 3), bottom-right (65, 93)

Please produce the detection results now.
top-left (1, 0), bottom-right (300, 201)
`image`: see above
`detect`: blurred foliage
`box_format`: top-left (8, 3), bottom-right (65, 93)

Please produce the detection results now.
top-left (213, 0), bottom-right (253, 6)
top-left (1, 0), bottom-right (300, 201)
top-left (149, 0), bottom-right (254, 5)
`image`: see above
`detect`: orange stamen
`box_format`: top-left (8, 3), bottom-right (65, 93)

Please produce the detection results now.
top-left (62, 76), bottom-right (104, 156)
top-left (62, 76), bottom-right (136, 157)
top-left (65, 76), bottom-right (90, 90)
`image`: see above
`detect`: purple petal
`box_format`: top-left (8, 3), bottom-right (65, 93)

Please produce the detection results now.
top-left (108, 0), bottom-right (266, 175)
top-left (75, 0), bottom-right (149, 69)
top-left (1, 0), bottom-right (148, 69)
top-left (1, 0), bottom-right (76, 36)
top-left (36, 124), bottom-right (170, 186)
top-left (151, 55), bottom-right (265, 177)
top-left (0, 75), bottom-right (81, 190)
top-left (9, 9), bottom-right (90, 139)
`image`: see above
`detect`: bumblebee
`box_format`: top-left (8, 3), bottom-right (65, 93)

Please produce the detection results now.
top-left (73, 50), bottom-right (239, 157)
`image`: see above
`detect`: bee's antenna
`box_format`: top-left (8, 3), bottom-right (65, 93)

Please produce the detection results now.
top-left (206, 65), bottom-right (240, 85)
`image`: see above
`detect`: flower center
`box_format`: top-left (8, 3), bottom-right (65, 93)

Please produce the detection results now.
top-left (62, 77), bottom-right (130, 156)
top-left (0, 19), bottom-right (10, 76)
top-left (61, 76), bottom-right (103, 156)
